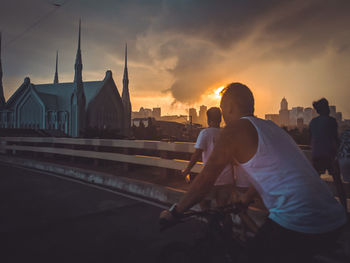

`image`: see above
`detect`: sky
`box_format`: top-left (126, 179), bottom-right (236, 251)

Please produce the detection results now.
top-left (1, 0), bottom-right (350, 118)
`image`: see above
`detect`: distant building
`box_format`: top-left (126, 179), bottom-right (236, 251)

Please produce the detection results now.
top-left (265, 114), bottom-right (279, 125)
top-left (335, 112), bottom-right (342, 123)
top-left (0, 21), bottom-right (131, 137)
top-left (266, 97), bottom-right (343, 129)
top-left (198, 105), bottom-right (207, 127)
top-left (189, 108), bottom-right (198, 123)
top-left (297, 117), bottom-right (305, 131)
top-left (132, 107), bottom-right (153, 119)
top-left (160, 115), bottom-right (188, 123)
top-left (279, 97), bottom-right (289, 127)
top-left (329, 105), bottom-right (342, 123)
top-left (152, 107), bottom-right (161, 120)
top-left (289, 107), bottom-right (304, 127)
top-left (303, 107), bottom-right (315, 125)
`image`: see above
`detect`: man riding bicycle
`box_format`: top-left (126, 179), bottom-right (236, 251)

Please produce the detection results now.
top-left (160, 82), bottom-right (347, 262)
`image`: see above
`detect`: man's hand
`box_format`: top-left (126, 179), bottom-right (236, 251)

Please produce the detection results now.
top-left (159, 204), bottom-right (183, 230)
top-left (159, 209), bottom-right (174, 223)
top-left (181, 169), bottom-right (189, 178)
top-left (181, 169), bottom-right (192, 184)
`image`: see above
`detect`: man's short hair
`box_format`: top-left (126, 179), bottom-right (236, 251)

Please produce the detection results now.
top-left (207, 107), bottom-right (222, 123)
top-left (221, 82), bottom-right (254, 115)
top-left (313, 98), bottom-right (330, 115)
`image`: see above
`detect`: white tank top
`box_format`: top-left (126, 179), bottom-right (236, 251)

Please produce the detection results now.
top-left (239, 116), bottom-right (347, 233)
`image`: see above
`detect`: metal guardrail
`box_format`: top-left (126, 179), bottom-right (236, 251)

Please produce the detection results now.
top-left (0, 137), bottom-right (203, 173)
top-left (0, 137), bottom-right (312, 174)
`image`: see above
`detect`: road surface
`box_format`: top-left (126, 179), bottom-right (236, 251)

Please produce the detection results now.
top-left (0, 163), bottom-right (201, 263)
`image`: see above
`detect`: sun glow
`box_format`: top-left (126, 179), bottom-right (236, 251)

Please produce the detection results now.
top-left (214, 86), bottom-right (225, 99)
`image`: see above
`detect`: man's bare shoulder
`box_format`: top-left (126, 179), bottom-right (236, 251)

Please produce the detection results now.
top-left (220, 118), bottom-right (258, 163)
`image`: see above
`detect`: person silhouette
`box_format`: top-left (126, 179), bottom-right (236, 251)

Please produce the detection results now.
top-left (309, 98), bottom-right (338, 175)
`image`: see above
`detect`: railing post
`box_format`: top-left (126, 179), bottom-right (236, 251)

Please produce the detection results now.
top-left (0, 138), bottom-right (6, 155)
top-left (52, 141), bottom-right (56, 159)
top-left (93, 146), bottom-right (99, 166)
top-left (160, 150), bottom-right (172, 178)
top-left (123, 148), bottom-right (130, 173)
top-left (33, 142), bottom-right (38, 158)
top-left (71, 144), bottom-right (76, 163)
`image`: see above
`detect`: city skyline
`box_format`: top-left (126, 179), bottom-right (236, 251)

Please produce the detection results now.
top-left (1, 0), bottom-right (350, 118)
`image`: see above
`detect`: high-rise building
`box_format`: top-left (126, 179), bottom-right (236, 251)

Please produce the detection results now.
top-left (303, 107), bottom-right (315, 125)
top-left (189, 108), bottom-right (197, 124)
top-left (198, 105), bottom-right (207, 126)
top-left (335, 112), bottom-right (342, 123)
top-left (279, 97), bottom-right (289, 127)
top-left (289, 107), bottom-right (304, 126)
top-left (152, 107), bottom-right (161, 120)
top-left (329, 106), bottom-right (336, 118)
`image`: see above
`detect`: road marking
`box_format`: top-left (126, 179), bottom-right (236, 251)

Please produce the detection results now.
top-left (0, 162), bottom-right (169, 210)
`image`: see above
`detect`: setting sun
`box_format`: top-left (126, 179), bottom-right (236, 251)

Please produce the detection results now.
top-left (214, 86), bottom-right (225, 99)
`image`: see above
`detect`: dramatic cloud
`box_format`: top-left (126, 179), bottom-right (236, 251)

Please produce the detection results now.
top-left (1, 0), bottom-right (350, 117)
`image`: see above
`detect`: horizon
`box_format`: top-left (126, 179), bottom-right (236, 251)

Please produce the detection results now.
top-left (1, 0), bottom-right (350, 118)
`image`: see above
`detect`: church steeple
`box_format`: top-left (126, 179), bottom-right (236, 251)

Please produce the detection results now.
top-left (122, 43), bottom-right (130, 102)
top-left (122, 43), bottom-right (131, 136)
top-left (0, 32), bottom-right (5, 105)
top-left (71, 19), bottom-right (86, 137)
top-left (74, 19), bottom-right (83, 85)
top-left (54, 50), bottom-right (59, 84)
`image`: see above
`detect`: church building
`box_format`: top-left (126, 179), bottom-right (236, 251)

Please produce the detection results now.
top-left (0, 21), bottom-right (131, 137)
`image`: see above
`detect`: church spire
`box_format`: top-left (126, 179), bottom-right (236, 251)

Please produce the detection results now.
top-left (122, 43), bottom-right (130, 102)
top-left (0, 32), bottom-right (5, 105)
top-left (123, 43), bottom-right (128, 83)
top-left (74, 18), bottom-right (83, 84)
top-left (54, 50), bottom-right (59, 84)
top-left (71, 19), bottom-right (85, 137)
top-left (122, 43), bottom-right (131, 136)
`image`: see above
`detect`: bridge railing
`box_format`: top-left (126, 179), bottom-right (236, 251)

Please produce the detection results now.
top-left (0, 137), bottom-right (204, 173)
top-left (0, 136), bottom-right (312, 174)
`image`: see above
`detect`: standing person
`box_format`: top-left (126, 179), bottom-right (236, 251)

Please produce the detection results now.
top-left (309, 98), bottom-right (338, 175)
top-left (310, 98), bottom-right (347, 208)
top-left (182, 107), bottom-right (235, 209)
top-left (160, 83), bottom-right (347, 262)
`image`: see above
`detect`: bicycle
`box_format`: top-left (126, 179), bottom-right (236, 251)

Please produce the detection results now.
top-left (158, 203), bottom-right (253, 263)
top-left (158, 203), bottom-right (350, 263)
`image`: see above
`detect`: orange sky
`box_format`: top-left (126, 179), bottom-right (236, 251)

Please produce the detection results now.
top-left (1, 0), bottom-right (350, 118)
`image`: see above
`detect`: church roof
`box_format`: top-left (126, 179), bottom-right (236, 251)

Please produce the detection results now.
top-left (37, 92), bottom-right (58, 110)
top-left (6, 77), bottom-right (31, 108)
top-left (34, 80), bottom-right (104, 111)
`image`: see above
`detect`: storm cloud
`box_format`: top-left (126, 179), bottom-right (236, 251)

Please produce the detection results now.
top-left (1, 0), bottom-right (350, 117)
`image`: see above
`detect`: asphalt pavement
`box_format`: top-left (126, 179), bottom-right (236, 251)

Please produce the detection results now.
top-left (0, 163), bottom-right (202, 263)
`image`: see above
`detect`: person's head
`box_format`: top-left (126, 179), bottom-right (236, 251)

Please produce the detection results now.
top-left (313, 98), bottom-right (330, 116)
top-left (220, 82), bottom-right (254, 125)
top-left (206, 107), bottom-right (222, 127)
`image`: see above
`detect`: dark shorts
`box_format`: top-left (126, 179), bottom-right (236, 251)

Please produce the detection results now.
top-left (241, 218), bottom-right (343, 263)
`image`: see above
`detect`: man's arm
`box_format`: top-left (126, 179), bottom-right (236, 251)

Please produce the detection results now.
top-left (182, 149), bottom-right (203, 177)
top-left (176, 128), bottom-right (236, 213)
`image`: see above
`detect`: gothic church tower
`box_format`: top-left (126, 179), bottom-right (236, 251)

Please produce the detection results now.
top-left (122, 43), bottom-right (131, 136)
top-left (0, 32), bottom-right (5, 106)
top-left (70, 20), bottom-right (86, 137)
top-left (54, 51), bottom-right (59, 84)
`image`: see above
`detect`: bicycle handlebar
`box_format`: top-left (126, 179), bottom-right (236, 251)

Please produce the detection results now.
top-left (159, 202), bottom-right (249, 232)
